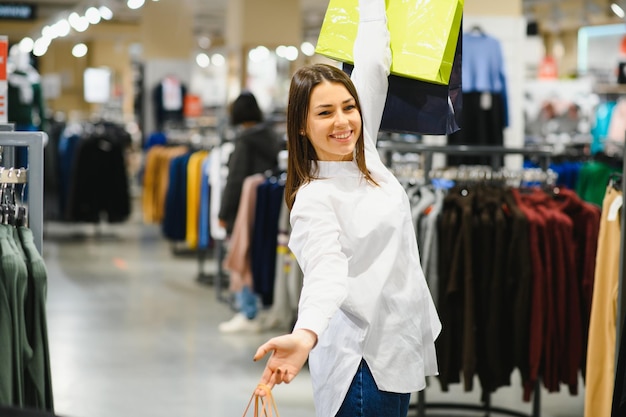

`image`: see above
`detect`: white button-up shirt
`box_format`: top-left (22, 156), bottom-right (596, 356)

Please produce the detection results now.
top-left (289, 9), bottom-right (442, 417)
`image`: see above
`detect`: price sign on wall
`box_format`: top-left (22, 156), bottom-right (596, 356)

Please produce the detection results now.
top-left (0, 36), bottom-right (7, 123)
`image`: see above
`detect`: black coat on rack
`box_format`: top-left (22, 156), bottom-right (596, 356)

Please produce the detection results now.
top-left (65, 124), bottom-right (131, 223)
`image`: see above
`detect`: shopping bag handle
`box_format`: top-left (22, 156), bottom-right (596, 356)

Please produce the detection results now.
top-left (241, 384), bottom-right (280, 417)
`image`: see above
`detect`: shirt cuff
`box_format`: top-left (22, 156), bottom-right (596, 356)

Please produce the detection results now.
top-left (293, 309), bottom-right (327, 338)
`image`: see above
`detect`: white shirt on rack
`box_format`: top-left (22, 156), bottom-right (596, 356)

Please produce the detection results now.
top-left (289, 7), bottom-right (441, 417)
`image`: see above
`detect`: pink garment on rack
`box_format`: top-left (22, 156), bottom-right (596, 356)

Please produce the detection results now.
top-left (222, 173), bottom-right (265, 292)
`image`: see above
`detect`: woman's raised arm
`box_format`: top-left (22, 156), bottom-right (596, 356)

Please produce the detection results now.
top-left (350, 0), bottom-right (391, 149)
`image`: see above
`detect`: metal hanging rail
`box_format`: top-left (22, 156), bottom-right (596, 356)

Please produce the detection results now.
top-left (377, 141), bottom-right (555, 181)
top-left (0, 125), bottom-right (46, 254)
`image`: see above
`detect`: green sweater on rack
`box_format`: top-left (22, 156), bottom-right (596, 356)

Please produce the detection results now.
top-left (18, 226), bottom-right (54, 412)
top-left (576, 160), bottom-right (622, 207)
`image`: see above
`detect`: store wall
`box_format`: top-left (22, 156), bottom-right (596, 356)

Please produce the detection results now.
top-left (225, 0), bottom-right (301, 104)
top-left (560, 31), bottom-right (579, 77)
top-left (89, 38), bottom-right (137, 120)
top-left (238, 0), bottom-right (301, 48)
top-left (25, 22), bottom-right (140, 122)
top-left (39, 41), bottom-right (89, 119)
top-left (464, 1), bottom-right (522, 16)
top-left (140, 0), bottom-right (194, 60)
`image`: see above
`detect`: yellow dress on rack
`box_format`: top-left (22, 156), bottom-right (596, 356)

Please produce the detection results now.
top-left (185, 150), bottom-right (209, 249)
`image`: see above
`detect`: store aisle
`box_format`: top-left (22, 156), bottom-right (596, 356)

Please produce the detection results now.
top-left (42, 219), bottom-right (315, 417)
top-left (40, 217), bottom-right (584, 417)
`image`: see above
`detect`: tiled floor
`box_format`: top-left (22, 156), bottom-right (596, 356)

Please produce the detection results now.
top-left (41, 213), bottom-right (585, 417)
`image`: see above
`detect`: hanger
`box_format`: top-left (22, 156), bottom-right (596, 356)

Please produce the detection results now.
top-left (593, 150), bottom-right (623, 169)
top-left (609, 172), bottom-right (623, 191)
top-left (469, 25), bottom-right (485, 36)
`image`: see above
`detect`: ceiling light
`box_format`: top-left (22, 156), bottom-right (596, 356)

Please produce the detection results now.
top-left (284, 46), bottom-right (299, 61)
top-left (69, 12), bottom-right (89, 32)
top-left (198, 36), bottom-right (211, 49)
top-left (33, 38), bottom-right (50, 57)
top-left (41, 25), bottom-right (57, 41)
top-left (276, 45), bottom-right (287, 58)
top-left (72, 43), bottom-right (88, 58)
top-left (211, 53), bottom-right (225, 67)
top-left (196, 53), bottom-right (210, 68)
top-left (300, 41), bottom-right (315, 57)
top-left (85, 7), bottom-right (101, 24)
top-left (612, 3), bottom-right (625, 18)
top-left (127, 0), bottom-right (145, 10)
top-left (249, 46), bottom-right (270, 63)
top-left (19, 37), bottom-right (34, 54)
top-left (52, 19), bottom-right (71, 38)
top-left (69, 12), bottom-right (81, 28)
top-left (99, 6), bottom-right (113, 20)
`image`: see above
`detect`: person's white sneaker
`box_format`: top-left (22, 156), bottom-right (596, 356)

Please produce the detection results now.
top-left (218, 312), bottom-right (261, 333)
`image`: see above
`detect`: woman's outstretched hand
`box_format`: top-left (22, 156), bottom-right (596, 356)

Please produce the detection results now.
top-left (253, 329), bottom-right (317, 396)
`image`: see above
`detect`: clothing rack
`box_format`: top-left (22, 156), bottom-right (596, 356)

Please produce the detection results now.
top-left (377, 142), bottom-right (554, 182)
top-left (192, 119), bottom-right (230, 302)
top-left (0, 124), bottom-right (45, 254)
top-left (197, 239), bottom-right (229, 303)
top-left (376, 142), bottom-right (559, 417)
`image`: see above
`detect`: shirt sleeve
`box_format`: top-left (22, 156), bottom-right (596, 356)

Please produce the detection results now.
top-left (350, 0), bottom-right (391, 152)
top-left (290, 188), bottom-right (349, 337)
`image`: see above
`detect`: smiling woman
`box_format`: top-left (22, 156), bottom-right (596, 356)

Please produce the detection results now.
top-left (252, 2), bottom-right (441, 417)
top-left (304, 80), bottom-right (362, 162)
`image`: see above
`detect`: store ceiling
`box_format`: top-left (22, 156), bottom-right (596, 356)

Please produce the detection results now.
top-left (523, 0), bottom-right (624, 32)
top-left (3, 0), bottom-right (626, 41)
top-left (3, 0), bottom-right (332, 42)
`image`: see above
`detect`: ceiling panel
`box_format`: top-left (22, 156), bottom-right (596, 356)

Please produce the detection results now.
top-left (3, 0), bottom-right (625, 43)
top-left (3, 0), bottom-right (330, 39)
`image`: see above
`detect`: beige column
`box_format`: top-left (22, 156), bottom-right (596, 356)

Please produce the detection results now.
top-left (464, 0), bottom-right (522, 16)
top-left (226, 0), bottom-right (301, 97)
top-left (138, 0), bottom-right (195, 135)
top-left (139, 0), bottom-right (194, 60)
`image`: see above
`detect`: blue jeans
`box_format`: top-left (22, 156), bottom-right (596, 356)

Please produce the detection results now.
top-left (235, 286), bottom-right (258, 319)
top-left (335, 359), bottom-right (410, 417)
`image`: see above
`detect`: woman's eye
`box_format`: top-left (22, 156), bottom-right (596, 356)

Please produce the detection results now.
top-left (345, 105), bottom-right (356, 111)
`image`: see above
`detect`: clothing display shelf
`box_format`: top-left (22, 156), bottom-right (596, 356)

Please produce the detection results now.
top-left (0, 124), bottom-right (45, 254)
top-left (374, 142), bottom-right (557, 417)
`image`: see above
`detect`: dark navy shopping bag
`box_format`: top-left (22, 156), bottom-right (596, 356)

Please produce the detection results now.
top-left (343, 28), bottom-right (462, 136)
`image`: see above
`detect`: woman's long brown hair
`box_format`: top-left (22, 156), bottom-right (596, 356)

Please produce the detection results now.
top-left (285, 63), bottom-right (378, 210)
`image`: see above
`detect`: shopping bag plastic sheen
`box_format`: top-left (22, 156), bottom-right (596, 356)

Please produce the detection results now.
top-left (315, 0), bottom-right (464, 85)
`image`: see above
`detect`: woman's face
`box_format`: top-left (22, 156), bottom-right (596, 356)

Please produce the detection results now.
top-left (304, 80), bottom-right (361, 161)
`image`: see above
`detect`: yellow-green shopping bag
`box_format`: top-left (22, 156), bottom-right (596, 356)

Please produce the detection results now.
top-left (315, 0), bottom-right (464, 86)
